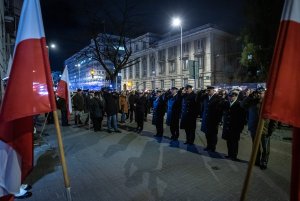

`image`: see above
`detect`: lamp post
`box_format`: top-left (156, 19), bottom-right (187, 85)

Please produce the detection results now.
top-left (172, 17), bottom-right (183, 85)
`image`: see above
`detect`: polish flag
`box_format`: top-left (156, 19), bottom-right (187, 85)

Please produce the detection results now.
top-left (261, 0), bottom-right (300, 200)
top-left (262, 0), bottom-right (300, 126)
top-left (0, 0), bottom-right (56, 199)
top-left (56, 66), bottom-right (73, 118)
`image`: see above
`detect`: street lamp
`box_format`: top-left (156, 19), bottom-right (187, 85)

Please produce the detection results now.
top-left (172, 17), bottom-right (183, 83)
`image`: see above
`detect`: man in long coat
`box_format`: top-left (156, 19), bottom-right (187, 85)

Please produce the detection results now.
top-left (152, 90), bottom-right (166, 137)
top-left (201, 86), bottom-right (223, 152)
top-left (180, 85), bottom-right (197, 145)
top-left (221, 90), bottom-right (246, 160)
top-left (166, 87), bottom-right (182, 141)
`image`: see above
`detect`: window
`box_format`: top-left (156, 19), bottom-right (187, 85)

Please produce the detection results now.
top-left (143, 82), bottom-right (146, 90)
top-left (159, 63), bottom-right (165, 74)
top-left (123, 69), bottom-right (127, 79)
top-left (135, 63), bottom-right (140, 78)
top-left (196, 55), bottom-right (205, 70)
top-left (135, 43), bottom-right (139, 52)
top-left (143, 41), bottom-right (147, 50)
top-left (169, 62), bottom-right (176, 73)
top-left (158, 49), bottom-right (166, 61)
top-left (168, 46), bottom-right (177, 59)
top-left (183, 78), bottom-right (188, 86)
top-left (183, 60), bottom-right (188, 70)
top-left (151, 81), bottom-right (155, 89)
top-left (183, 42), bottom-right (189, 53)
top-left (161, 80), bottom-right (164, 89)
top-left (194, 38), bottom-right (206, 52)
top-left (129, 67), bottom-right (132, 78)
top-left (142, 57), bottom-right (147, 77)
top-left (150, 55), bottom-right (156, 76)
top-left (171, 79), bottom-right (175, 88)
top-left (136, 82), bottom-right (139, 90)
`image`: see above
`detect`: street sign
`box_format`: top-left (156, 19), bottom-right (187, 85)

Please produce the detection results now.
top-left (188, 60), bottom-right (199, 79)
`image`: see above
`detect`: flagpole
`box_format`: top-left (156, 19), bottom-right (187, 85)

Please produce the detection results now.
top-left (240, 116), bottom-right (265, 201)
top-left (290, 127), bottom-right (300, 201)
top-left (53, 110), bottom-right (72, 201)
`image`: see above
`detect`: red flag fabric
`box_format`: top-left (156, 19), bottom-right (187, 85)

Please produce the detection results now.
top-left (0, 0), bottom-right (56, 199)
top-left (56, 67), bottom-right (72, 118)
top-left (262, 0), bottom-right (300, 127)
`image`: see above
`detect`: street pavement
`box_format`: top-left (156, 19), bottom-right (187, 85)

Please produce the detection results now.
top-left (25, 113), bottom-right (292, 201)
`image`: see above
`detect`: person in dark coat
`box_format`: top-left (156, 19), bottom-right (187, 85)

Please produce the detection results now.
top-left (57, 96), bottom-right (70, 126)
top-left (89, 92), bottom-right (105, 132)
top-left (180, 85), bottom-right (197, 145)
top-left (73, 88), bottom-right (85, 125)
top-left (221, 90), bottom-right (246, 160)
top-left (201, 86), bottom-right (223, 152)
top-left (152, 90), bottom-right (166, 137)
top-left (135, 92), bottom-right (147, 133)
top-left (128, 91), bottom-right (138, 123)
top-left (166, 87), bottom-right (182, 141)
top-left (103, 89), bottom-right (121, 133)
top-left (241, 87), bottom-right (277, 169)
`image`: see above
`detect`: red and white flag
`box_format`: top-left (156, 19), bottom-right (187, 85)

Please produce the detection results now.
top-left (261, 0), bottom-right (300, 200)
top-left (0, 0), bottom-right (56, 199)
top-left (56, 66), bottom-right (73, 118)
top-left (262, 0), bottom-right (300, 126)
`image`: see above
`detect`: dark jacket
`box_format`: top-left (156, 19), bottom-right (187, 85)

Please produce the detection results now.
top-left (222, 100), bottom-right (246, 141)
top-left (166, 93), bottom-right (182, 126)
top-left (73, 93), bottom-right (84, 111)
top-left (135, 95), bottom-right (147, 113)
top-left (180, 92), bottom-right (197, 129)
top-left (152, 95), bottom-right (166, 125)
top-left (103, 92), bottom-right (119, 116)
top-left (90, 96), bottom-right (105, 118)
top-left (201, 93), bottom-right (223, 134)
top-left (57, 97), bottom-right (67, 111)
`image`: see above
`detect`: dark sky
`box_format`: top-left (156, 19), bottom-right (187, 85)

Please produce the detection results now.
top-left (40, 0), bottom-right (246, 71)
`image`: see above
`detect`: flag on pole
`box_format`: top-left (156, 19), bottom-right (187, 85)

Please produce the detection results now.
top-left (262, 0), bottom-right (300, 126)
top-left (261, 1), bottom-right (300, 201)
top-left (0, 0), bottom-right (56, 199)
top-left (56, 66), bottom-right (72, 118)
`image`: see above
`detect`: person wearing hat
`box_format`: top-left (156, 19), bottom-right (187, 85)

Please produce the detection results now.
top-left (221, 90), bottom-right (246, 160)
top-left (201, 86), bottom-right (223, 152)
top-left (241, 87), bottom-right (277, 169)
top-left (166, 87), bottom-right (182, 141)
top-left (180, 84), bottom-right (197, 145)
top-left (73, 88), bottom-right (85, 125)
top-left (152, 90), bottom-right (167, 137)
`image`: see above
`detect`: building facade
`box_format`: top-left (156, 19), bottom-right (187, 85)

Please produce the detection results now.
top-left (122, 24), bottom-right (240, 91)
top-left (0, 0), bottom-right (22, 100)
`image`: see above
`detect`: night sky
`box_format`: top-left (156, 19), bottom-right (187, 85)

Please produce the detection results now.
top-left (40, 0), bottom-right (246, 71)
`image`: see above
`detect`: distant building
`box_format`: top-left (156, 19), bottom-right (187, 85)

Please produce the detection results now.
top-left (122, 24), bottom-right (241, 91)
top-left (0, 0), bottom-right (22, 99)
top-left (64, 34), bottom-right (124, 91)
top-left (65, 24), bottom-right (241, 92)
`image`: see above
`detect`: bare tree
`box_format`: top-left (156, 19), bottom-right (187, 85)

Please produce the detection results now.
top-left (77, 0), bottom-right (143, 88)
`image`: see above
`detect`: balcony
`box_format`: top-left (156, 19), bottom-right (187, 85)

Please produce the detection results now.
top-left (182, 52), bottom-right (189, 59)
top-left (194, 49), bottom-right (205, 57)
top-left (158, 56), bottom-right (166, 63)
top-left (167, 55), bottom-right (176, 62)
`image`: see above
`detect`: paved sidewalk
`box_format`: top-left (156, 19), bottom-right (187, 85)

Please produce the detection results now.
top-left (25, 115), bottom-right (291, 201)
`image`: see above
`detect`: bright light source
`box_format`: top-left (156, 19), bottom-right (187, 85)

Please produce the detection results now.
top-left (50, 43), bottom-right (56, 49)
top-left (172, 17), bottom-right (182, 27)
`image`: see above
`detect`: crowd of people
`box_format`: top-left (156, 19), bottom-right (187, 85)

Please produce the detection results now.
top-left (56, 84), bottom-right (278, 170)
